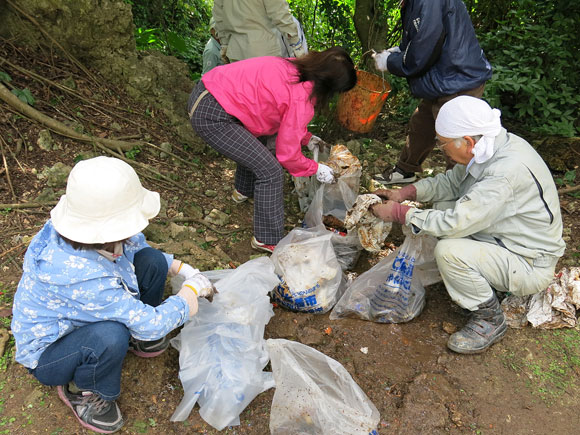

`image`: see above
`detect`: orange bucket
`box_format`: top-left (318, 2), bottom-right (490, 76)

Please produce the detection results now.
top-left (337, 70), bottom-right (391, 133)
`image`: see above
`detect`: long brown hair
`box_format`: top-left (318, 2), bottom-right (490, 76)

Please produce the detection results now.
top-left (288, 46), bottom-right (357, 110)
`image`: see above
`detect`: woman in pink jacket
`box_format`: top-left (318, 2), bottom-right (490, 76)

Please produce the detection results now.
top-left (188, 47), bottom-right (357, 253)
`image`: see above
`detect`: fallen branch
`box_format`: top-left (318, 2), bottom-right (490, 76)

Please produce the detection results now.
top-left (0, 201), bottom-right (57, 209)
top-left (558, 185), bottom-right (580, 195)
top-left (0, 82), bottom-right (139, 152)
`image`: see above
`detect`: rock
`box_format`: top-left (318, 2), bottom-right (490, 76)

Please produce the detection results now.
top-left (204, 209), bottom-right (229, 226)
top-left (204, 190), bottom-right (218, 198)
top-left (62, 76), bottom-right (77, 90)
top-left (34, 187), bottom-right (57, 202)
top-left (37, 129), bottom-right (55, 151)
top-left (110, 122), bottom-right (122, 131)
top-left (298, 326), bottom-right (325, 345)
top-left (40, 162), bottom-right (72, 188)
top-left (183, 203), bottom-right (204, 220)
top-left (24, 387), bottom-right (45, 406)
top-left (169, 222), bottom-right (187, 238)
top-left (143, 223), bottom-right (168, 244)
top-left (205, 234), bottom-right (219, 242)
top-left (442, 321), bottom-right (457, 334)
top-left (159, 142), bottom-right (172, 159)
top-left (345, 139), bottom-right (361, 155)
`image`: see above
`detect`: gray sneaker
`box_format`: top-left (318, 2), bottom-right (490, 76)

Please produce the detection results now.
top-left (129, 336), bottom-right (169, 358)
top-left (374, 167), bottom-right (416, 185)
top-left (57, 384), bottom-right (124, 433)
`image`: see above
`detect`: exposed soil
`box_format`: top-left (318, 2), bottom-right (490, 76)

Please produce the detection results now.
top-left (1, 41), bottom-right (579, 435)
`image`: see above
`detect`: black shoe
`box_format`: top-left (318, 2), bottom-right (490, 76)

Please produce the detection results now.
top-left (374, 166), bottom-right (416, 185)
top-left (57, 384), bottom-right (124, 433)
top-left (447, 293), bottom-right (507, 354)
top-left (129, 336), bottom-right (169, 358)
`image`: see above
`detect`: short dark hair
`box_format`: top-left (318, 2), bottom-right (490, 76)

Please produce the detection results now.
top-left (59, 234), bottom-right (128, 251)
top-left (288, 46), bottom-right (357, 110)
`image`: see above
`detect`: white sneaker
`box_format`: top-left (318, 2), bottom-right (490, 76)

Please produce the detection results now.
top-left (231, 189), bottom-right (249, 203)
top-left (250, 236), bottom-right (276, 254)
top-left (374, 167), bottom-right (416, 185)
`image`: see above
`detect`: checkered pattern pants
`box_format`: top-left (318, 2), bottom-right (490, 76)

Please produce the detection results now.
top-left (188, 81), bottom-right (284, 245)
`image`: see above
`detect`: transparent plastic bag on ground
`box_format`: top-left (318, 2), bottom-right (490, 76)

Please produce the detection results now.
top-left (330, 231), bottom-right (439, 323)
top-left (267, 338), bottom-right (380, 435)
top-left (169, 257), bottom-right (279, 429)
top-left (271, 226), bottom-right (345, 313)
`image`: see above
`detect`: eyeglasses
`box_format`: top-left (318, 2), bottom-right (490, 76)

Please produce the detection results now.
top-left (435, 137), bottom-right (455, 150)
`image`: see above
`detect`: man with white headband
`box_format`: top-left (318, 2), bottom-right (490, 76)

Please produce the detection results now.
top-left (371, 96), bottom-right (565, 354)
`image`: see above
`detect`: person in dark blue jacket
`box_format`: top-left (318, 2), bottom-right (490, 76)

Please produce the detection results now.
top-left (373, 0), bottom-right (492, 185)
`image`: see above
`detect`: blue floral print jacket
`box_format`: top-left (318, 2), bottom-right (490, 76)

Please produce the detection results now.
top-left (11, 220), bottom-right (189, 369)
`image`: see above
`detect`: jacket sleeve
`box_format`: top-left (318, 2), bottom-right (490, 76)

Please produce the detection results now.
top-left (212, 0), bottom-right (229, 46)
top-left (387, 1), bottom-right (445, 78)
top-left (407, 174), bottom-right (516, 238)
top-left (275, 102), bottom-right (318, 177)
top-left (68, 279), bottom-right (189, 341)
top-left (264, 0), bottom-right (300, 45)
top-left (414, 165), bottom-right (466, 203)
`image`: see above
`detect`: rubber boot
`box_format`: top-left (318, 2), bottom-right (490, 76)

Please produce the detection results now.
top-left (447, 292), bottom-right (507, 354)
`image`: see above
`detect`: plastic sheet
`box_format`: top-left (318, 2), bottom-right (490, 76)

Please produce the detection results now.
top-left (169, 257), bottom-right (279, 429)
top-left (267, 339), bottom-right (380, 435)
top-left (343, 194), bottom-right (392, 252)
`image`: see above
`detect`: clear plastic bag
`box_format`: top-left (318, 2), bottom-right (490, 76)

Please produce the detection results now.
top-left (271, 226), bottom-right (345, 313)
top-left (330, 231), bottom-right (439, 323)
top-left (170, 257), bottom-right (279, 429)
top-left (267, 339), bottom-right (380, 435)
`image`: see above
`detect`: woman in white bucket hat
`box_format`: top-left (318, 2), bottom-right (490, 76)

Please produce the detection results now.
top-left (11, 156), bottom-right (216, 433)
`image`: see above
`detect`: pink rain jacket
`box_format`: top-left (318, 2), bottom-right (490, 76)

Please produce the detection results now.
top-left (202, 56), bottom-right (317, 177)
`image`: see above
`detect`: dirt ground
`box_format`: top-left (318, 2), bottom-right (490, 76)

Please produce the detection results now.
top-left (1, 42), bottom-right (579, 434)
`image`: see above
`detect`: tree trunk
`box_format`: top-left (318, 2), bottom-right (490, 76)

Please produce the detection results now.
top-left (353, 0), bottom-right (390, 67)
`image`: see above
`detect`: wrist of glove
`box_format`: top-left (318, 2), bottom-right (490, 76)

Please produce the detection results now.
top-left (373, 50), bottom-right (391, 72)
top-left (307, 135), bottom-right (329, 153)
top-left (176, 262), bottom-right (200, 279)
top-left (371, 200), bottom-right (412, 225)
top-left (316, 163), bottom-right (335, 184)
top-left (374, 185), bottom-right (417, 203)
top-left (182, 273), bottom-right (218, 302)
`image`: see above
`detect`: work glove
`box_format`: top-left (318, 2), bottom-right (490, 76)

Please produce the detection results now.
top-left (307, 135), bottom-right (329, 153)
top-left (182, 273), bottom-right (218, 302)
top-left (176, 262), bottom-right (199, 279)
top-left (374, 185), bottom-right (417, 203)
top-left (290, 40), bottom-right (307, 58)
top-left (371, 200), bottom-right (412, 225)
top-left (220, 44), bottom-right (230, 64)
top-left (316, 163), bottom-right (335, 184)
top-left (372, 46), bottom-right (400, 72)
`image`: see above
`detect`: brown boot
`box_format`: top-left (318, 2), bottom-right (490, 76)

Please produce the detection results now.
top-left (447, 293), bottom-right (507, 354)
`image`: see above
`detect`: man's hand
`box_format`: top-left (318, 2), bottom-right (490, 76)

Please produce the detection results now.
top-left (290, 40), bottom-right (307, 58)
top-left (374, 185), bottom-right (417, 203)
top-left (372, 46), bottom-right (401, 72)
top-left (307, 135), bottom-right (329, 153)
top-left (182, 273), bottom-right (218, 302)
top-left (220, 45), bottom-right (229, 64)
top-left (316, 163), bottom-right (335, 184)
top-left (371, 200), bottom-right (412, 224)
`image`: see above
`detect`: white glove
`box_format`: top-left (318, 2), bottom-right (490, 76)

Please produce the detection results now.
top-left (316, 163), bottom-right (335, 184)
top-left (373, 50), bottom-right (392, 72)
top-left (386, 46), bottom-right (401, 54)
top-left (176, 262), bottom-right (199, 279)
top-left (307, 135), bottom-right (329, 153)
top-left (290, 40), bottom-right (307, 58)
top-left (182, 273), bottom-right (218, 302)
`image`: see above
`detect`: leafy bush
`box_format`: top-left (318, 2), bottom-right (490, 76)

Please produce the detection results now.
top-left (478, 0), bottom-right (580, 136)
top-left (126, 0), bottom-right (211, 79)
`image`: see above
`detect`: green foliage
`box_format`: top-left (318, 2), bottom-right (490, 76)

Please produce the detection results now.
top-left (125, 146), bottom-right (141, 160)
top-left (479, 0), bottom-right (580, 137)
top-left (0, 71), bottom-right (11, 83)
top-left (11, 88), bottom-right (35, 106)
top-left (127, 0), bottom-right (211, 73)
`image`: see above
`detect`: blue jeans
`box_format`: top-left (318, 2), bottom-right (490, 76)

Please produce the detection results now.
top-left (31, 248), bottom-right (168, 400)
